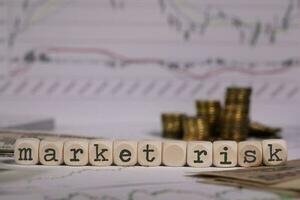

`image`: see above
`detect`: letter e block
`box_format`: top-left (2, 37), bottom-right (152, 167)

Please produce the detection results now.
top-left (162, 141), bottom-right (186, 167)
top-left (89, 140), bottom-right (113, 166)
top-left (113, 140), bottom-right (137, 166)
top-left (213, 141), bottom-right (237, 167)
top-left (39, 139), bottom-right (64, 165)
top-left (138, 140), bottom-right (162, 167)
top-left (187, 141), bottom-right (212, 167)
top-left (15, 138), bottom-right (40, 165)
top-left (238, 141), bottom-right (262, 167)
top-left (262, 139), bottom-right (287, 166)
top-left (64, 139), bottom-right (89, 166)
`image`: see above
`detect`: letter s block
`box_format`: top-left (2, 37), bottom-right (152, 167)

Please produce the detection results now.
top-left (39, 139), bottom-right (64, 166)
top-left (238, 141), bottom-right (262, 167)
top-left (14, 138), bottom-right (40, 165)
top-left (262, 139), bottom-right (287, 166)
top-left (113, 140), bottom-right (137, 166)
top-left (64, 139), bottom-right (89, 166)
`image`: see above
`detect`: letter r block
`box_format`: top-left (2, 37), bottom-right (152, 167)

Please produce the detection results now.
top-left (89, 140), bottom-right (113, 166)
top-left (238, 141), bottom-right (262, 167)
top-left (213, 141), bottom-right (237, 167)
top-left (113, 140), bottom-right (137, 166)
top-left (187, 141), bottom-right (212, 167)
top-left (14, 138), bottom-right (40, 165)
top-left (39, 139), bottom-right (64, 165)
top-left (138, 140), bottom-right (162, 167)
top-left (262, 139), bottom-right (287, 166)
top-left (64, 139), bottom-right (89, 166)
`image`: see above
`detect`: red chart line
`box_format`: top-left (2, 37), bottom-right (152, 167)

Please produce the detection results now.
top-left (7, 46), bottom-right (295, 80)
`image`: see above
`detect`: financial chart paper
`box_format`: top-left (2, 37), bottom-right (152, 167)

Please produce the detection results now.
top-left (0, 0), bottom-right (300, 132)
top-left (0, 1), bottom-right (300, 200)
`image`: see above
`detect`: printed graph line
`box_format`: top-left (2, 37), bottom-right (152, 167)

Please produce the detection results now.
top-left (163, 0), bottom-right (300, 44)
top-left (6, 46), bottom-right (298, 80)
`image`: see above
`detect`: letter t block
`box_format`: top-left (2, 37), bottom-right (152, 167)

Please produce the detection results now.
top-left (138, 140), bottom-right (162, 167)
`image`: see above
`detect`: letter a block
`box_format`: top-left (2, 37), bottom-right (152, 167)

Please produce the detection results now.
top-left (39, 139), bottom-right (64, 165)
top-left (138, 140), bottom-right (162, 167)
top-left (15, 138), bottom-right (40, 165)
top-left (89, 140), bottom-right (113, 166)
top-left (262, 139), bottom-right (287, 166)
top-left (213, 141), bottom-right (237, 167)
top-left (113, 140), bottom-right (137, 166)
top-left (238, 141), bottom-right (262, 167)
top-left (162, 141), bottom-right (186, 167)
top-left (64, 139), bottom-right (89, 166)
top-left (187, 141), bottom-right (212, 167)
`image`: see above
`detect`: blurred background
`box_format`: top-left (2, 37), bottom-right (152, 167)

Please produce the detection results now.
top-left (0, 0), bottom-right (300, 138)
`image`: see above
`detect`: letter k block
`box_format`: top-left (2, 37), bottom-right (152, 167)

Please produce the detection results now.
top-left (89, 140), bottom-right (113, 166)
top-left (262, 139), bottom-right (287, 166)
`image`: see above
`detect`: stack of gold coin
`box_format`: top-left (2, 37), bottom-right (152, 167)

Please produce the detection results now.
top-left (183, 116), bottom-right (210, 141)
top-left (220, 87), bottom-right (252, 141)
top-left (161, 113), bottom-right (185, 139)
top-left (195, 100), bottom-right (221, 139)
top-left (225, 87), bottom-right (252, 109)
top-left (249, 121), bottom-right (282, 138)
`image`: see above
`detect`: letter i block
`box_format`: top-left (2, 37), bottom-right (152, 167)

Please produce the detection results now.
top-left (213, 141), bottom-right (237, 167)
top-left (162, 141), bottom-right (187, 167)
top-left (262, 139), bottom-right (287, 166)
top-left (64, 139), bottom-right (89, 166)
top-left (113, 140), bottom-right (137, 166)
top-left (89, 140), bottom-right (113, 166)
top-left (187, 141), bottom-right (212, 167)
top-left (39, 139), bottom-right (64, 165)
top-left (14, 138), bottom-right (40, 165)
top-left (138, 140), bottom-right (162, 167)
top-left (238, 141), bottom-right (262, 167)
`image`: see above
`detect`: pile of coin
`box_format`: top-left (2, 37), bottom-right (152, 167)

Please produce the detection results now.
top-left (249, 121), bottom-right (282, 138)
top-left (195, 100), bottom-right (221, 139)
top-left (182, 116), bottom-right (210, 141)
top-left (220, 87), bottom-right (252, 141)
top-left (161, 87), bottom-right (281, 141)
top-left (161, 113), bottom-right (185, 139)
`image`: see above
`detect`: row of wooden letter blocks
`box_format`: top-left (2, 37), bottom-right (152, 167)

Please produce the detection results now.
top-left (15, 138), bottom-right (287, 167)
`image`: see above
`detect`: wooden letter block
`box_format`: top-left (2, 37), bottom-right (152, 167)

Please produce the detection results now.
top-left (138, 140), bottom-right (162, 167)
top-left (187, 141), bottom-right (212, 167)
top-left (113, 140), bottom-right (137, 166)
top-left (89, 140), bottom-right (113, 166)
top-left (238, 141), bottom-right (262, 167)
top-left (213, 141), bottom-right (237, 167)
top-left (39, 139), bottom-right (64, 165)
top-left (162, 141), bottom-right (186, 167)
top-left (64, 139), bottom-right (89, 166)
top-left (262, 139), bottom-right (287, 166)
top-left (14, 138), bottom-right (40, 165)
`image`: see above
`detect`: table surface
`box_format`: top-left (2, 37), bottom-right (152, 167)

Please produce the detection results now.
top-left (0, 125), bottom-right (299, 200)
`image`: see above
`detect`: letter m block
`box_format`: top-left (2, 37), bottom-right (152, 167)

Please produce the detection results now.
top-left (14, 138), bottom-right (40, 165)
